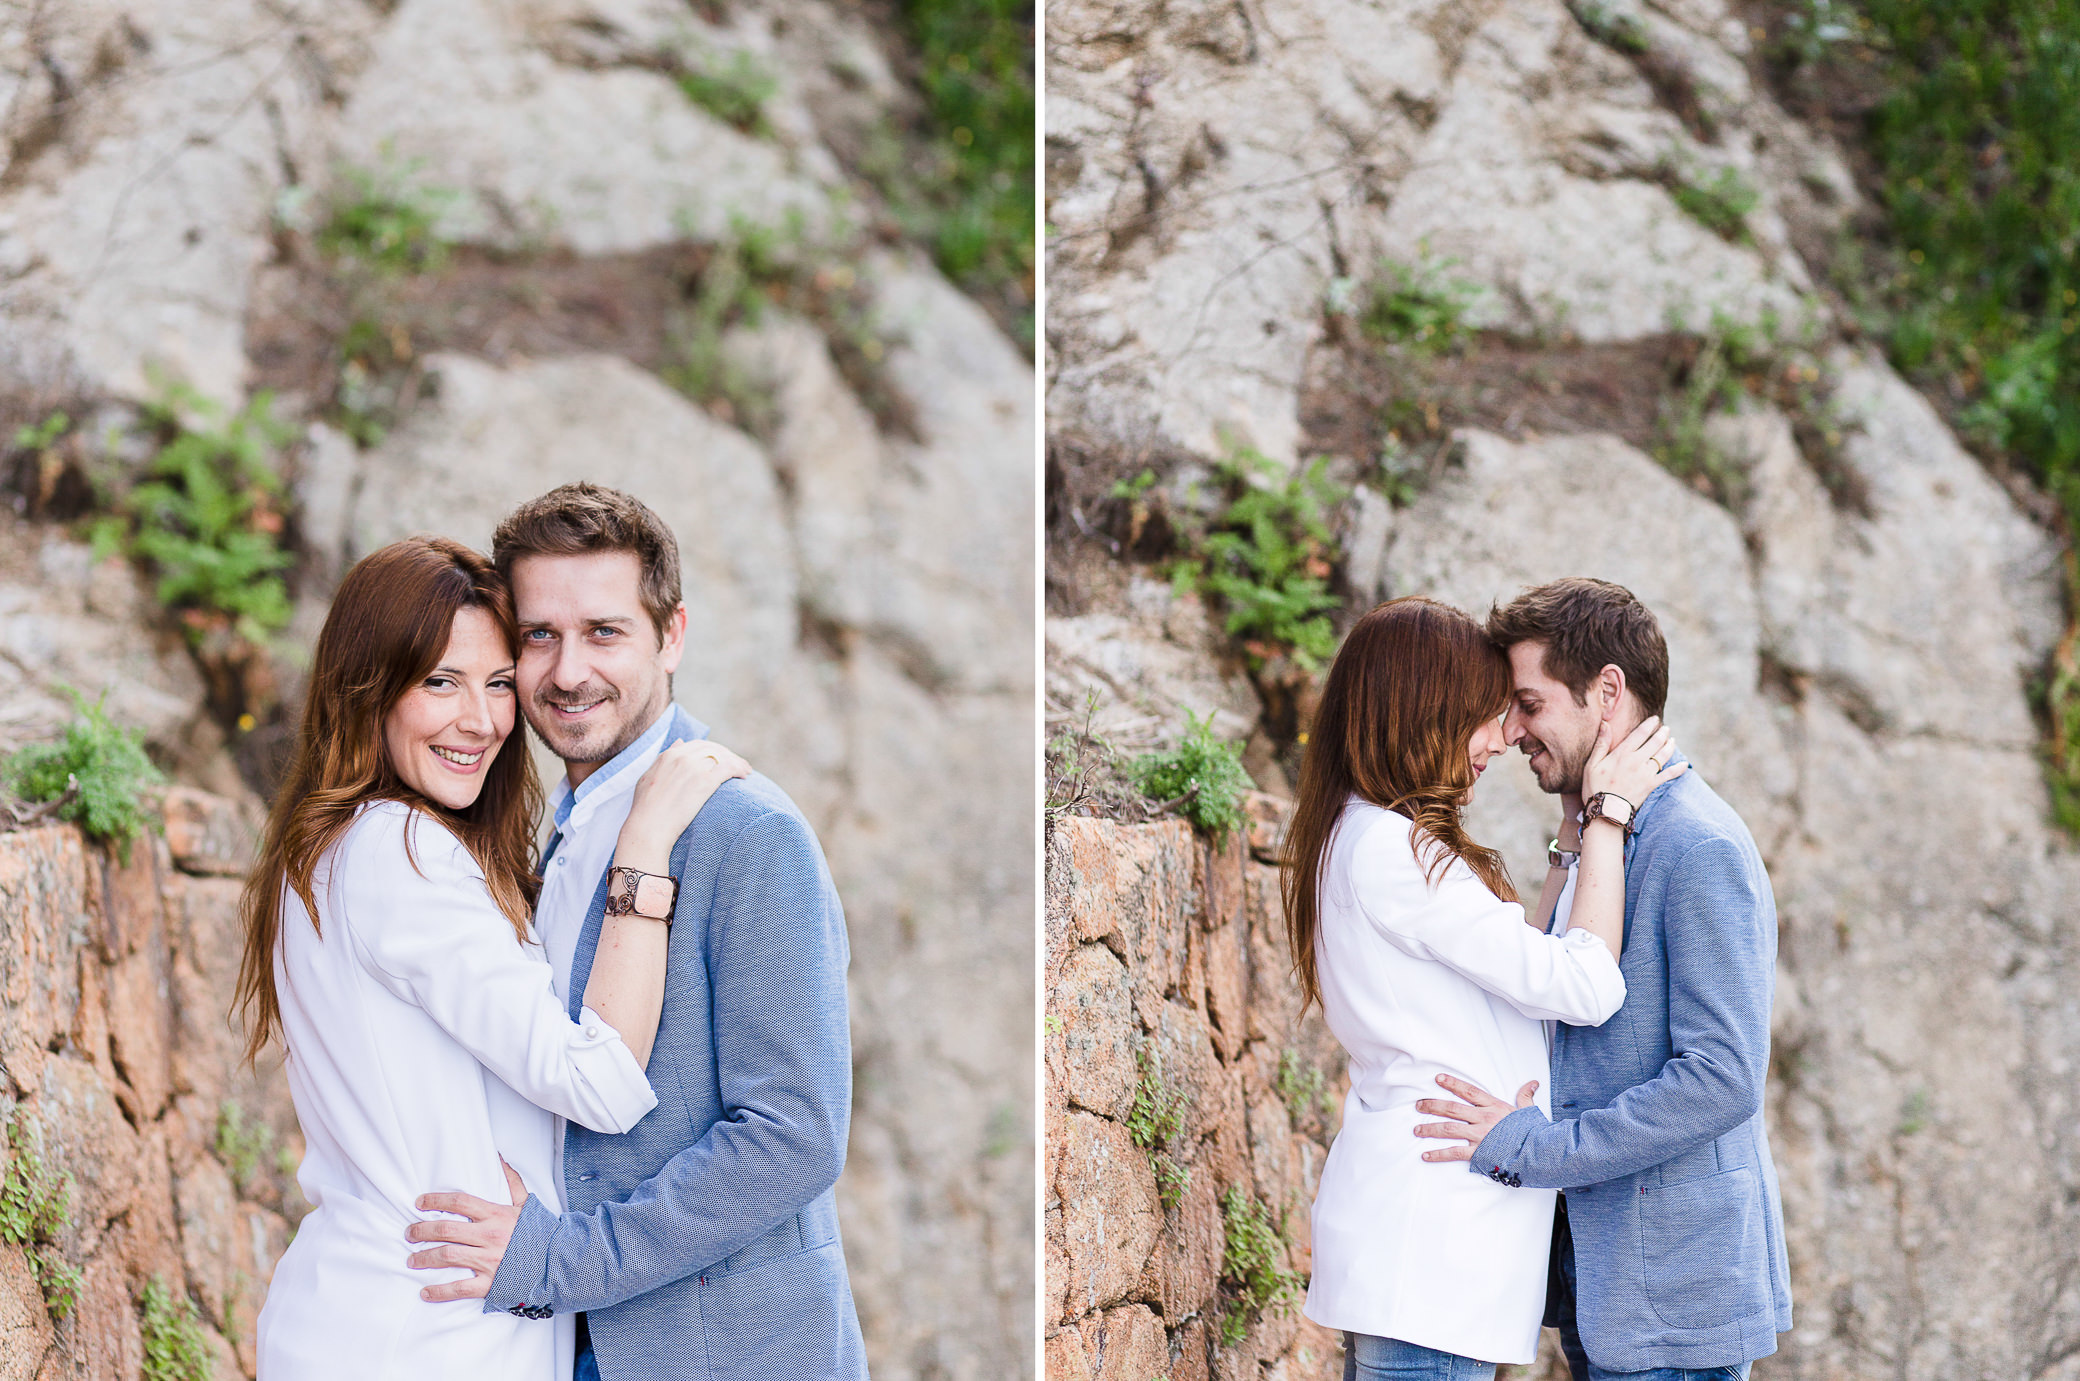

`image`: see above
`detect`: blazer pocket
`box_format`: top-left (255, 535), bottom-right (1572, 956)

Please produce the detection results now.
top-left (1638, 1165), bottom-right (1771, 1330)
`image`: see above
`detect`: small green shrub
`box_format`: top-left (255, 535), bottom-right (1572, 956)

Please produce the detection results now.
top-left (1671, 165), bottom-right (1759, 242)
top-left (1356, 258), bottom-right (1479, 353)
top-left (1, 1116), bottom-right (81, 1321)
top-left (13, 411), bottom-right (69, 452)
top-left (1170, 447), bottom-right (1344, 671)
top-left (1127, 712), bottom-right (1252, 841)
top-left (214, 1102), bottom-right (275, 1194)
top-left (1571, 0), bottom-right (1650, 55)
top-left (315, 158), bottom-right (458, 273)
top-left (1220, 1185), bottom-right (1302, 1326)
top-left (94, 386), bottom-right (294, 646)
top-left (886, 0), bottom-right (1035, 343)
top-left (677, 51), bottom-right (778, 134)
top-left (5, 691), bottom-right (164, 857)
top-left (1126, 1050), bottom-right (1191, 1211)
top-left (139, 1275), bottom-right (214, 1381)
top-left (1273, 1050), bottom-right (1337, 1126)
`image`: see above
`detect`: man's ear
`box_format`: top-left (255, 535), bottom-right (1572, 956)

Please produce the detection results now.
top-left (657, 602), bottom-right (689, 674)
top-left (1597, 664), bottom-right (1627, 719)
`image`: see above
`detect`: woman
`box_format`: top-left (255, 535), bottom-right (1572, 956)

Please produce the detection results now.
top-left (238, 536), bottom-right (745, 1379)
top-left (1283, 597), bottom-right (1682, 1379)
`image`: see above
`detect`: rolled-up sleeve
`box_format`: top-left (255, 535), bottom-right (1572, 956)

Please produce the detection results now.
top-left (1350, 826), bottom-right (1625, 1026)
top-left (341, 806), bottom-right (657, 1134)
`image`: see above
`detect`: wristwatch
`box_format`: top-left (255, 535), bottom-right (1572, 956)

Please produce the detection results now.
top-left (1582, 791), bottom-right (1637, 836)
top-left (1547, 839), bottom-right (1580, 869)
top-left (606, 866), bottom-right (678, 922)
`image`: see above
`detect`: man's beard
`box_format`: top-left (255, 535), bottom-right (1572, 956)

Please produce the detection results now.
top-left (528, 682), bottom-right (644, 764)
top-left (1520, 731), bottom-right (1588, 795)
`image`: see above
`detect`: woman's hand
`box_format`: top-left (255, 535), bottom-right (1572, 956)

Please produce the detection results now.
top-left (618, 740), bottom-right (750, 860)
top-left (1580, 715), bottom-right (1687, 813)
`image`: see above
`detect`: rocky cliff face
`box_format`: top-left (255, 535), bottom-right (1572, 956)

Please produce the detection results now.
top-left (3, 2), bottom-right (1034, 1376)
top-left (1044, 809), bottom-right (1347, 1381)
top-left (0, 797), bottom-right (297, 1381)
top-left (1048, 1), bottom-right (2080, 1377)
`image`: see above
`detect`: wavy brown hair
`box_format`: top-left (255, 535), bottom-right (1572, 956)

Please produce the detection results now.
top-left (235, 537), bottom-right (543, 1062)
top-left (1281, 597), bottom-right (1517, 1011)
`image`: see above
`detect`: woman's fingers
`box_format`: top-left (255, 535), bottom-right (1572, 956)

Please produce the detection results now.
top-left (1514, 1080), bottom-right (1539, 1108)
top-left (501, 1157), bottom-right (527, 1207)
top-left (1618, 714), bottom-right (1662, 753)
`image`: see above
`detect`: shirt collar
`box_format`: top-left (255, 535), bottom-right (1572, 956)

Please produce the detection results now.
top-left (548, 704), bottom-right (678, 832)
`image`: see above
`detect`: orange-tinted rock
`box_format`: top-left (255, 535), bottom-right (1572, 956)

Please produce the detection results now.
top-left (0, 825), bottom-right (88, 1093)
top-left (1077, 1303), bottom-right (1167, 1381)
top-left (96, 839), bottom-right (162, 962)
top-left (1055, 1111), bottom-right (1160, 1320)
top-left (1143, 1158), bottom-right (1221, 1323)
top-left (0, 1245), bottom-right (54, 1381)
top-left (67, 1251), bottom-right (143, 1381)
top-left (111, 1130), bottom-right (184, 1298)
top-left (1202, 917), bottom-right (1248, 1060)
top-left (1044, 1326), bottom-right (1092, 1380)
top-left (1051, 943), bottom-right (1136, 1120)
top-left (104, 940), bottom-right (174, 1123)
top-left (160, 789), bottom-right (255, 878)
top-left (31, 1057), bottom-right (144, 1244)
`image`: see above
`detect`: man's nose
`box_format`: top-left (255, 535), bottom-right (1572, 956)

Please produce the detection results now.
top-left (552, 637), bottom-right (592, 689)
top-left (1501, 707), bottom-right (1525, 744)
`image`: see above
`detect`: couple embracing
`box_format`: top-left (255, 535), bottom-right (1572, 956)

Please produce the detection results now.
top-left (235, 483), bottom-right (870, 1379)
top-left (1288, 580), bottom-right (1793, 1381)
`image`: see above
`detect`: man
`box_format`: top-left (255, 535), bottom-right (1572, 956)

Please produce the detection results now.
top-left (1413, 578), bottom-right (1791, 1380)
top-left (403, 482), bottom-right (869, 1379)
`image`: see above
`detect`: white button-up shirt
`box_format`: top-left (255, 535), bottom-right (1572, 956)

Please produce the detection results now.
top-left (533, 704), bottom-right (676, 1196)
top-left (537, 705), bottom-right (677, 1002)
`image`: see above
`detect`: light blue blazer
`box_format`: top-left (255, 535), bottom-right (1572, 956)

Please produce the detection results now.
top-left (1470, 757), bottom-right (1792, 1373)
top-left (486, 706), bottom-right (869, 1380)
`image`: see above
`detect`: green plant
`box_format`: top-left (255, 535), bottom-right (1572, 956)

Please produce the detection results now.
top-left (315, 157), bottom-right (458, 273)
top-left (139, 1275), bottom-right (214, 1381)
top-left (214, 1102), bottom-right (275, 1193)
top-left (93, 386), bottom-right (294, 646)
top-left (1170, 447), bottom-right (1344, 671)
top-left (1571, 0), bottom-right (1651, 54)
top-left (1, 1115), bottom-right (81, 1321)
top-left (1127, 712), bottom-right (1252, 841)
top-left (1220, 1185), bottom-right (1302, 1324)
top-left (1126, 1050), bottom-right (1191, 1211)
top-left (1652, 332), bottom-right (1749, 507)
top-left (1355, 258), bottom-right (1479, 353)
top-left (13, 411), bottom-right (69, 451)
top-left (884, 0), bottom-right (1035, 343)
top-left (1895, 1087), bottom-right (1933, 1137)
top-left (677, 50), bottom-right (778, 134)
top-left (1670, 165), bottom-right (1759, 242)
top-left (1274, 1050), bottom-right (1337, 1125)
top-left (1776, 0), bottom-right (1860, 66)
top-left (5, 690), bottom-right (165, 857)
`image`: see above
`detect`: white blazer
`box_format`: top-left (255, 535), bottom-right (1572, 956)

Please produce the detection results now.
top-left (1303, 800), bottom-right (1625, 1364)
top-left (256, 801), bottom-right (658, 1380)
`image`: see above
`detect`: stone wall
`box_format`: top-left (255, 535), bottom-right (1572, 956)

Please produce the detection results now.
top-left (0, 791), bottom-right (296, 1380)
top-left (1045, 0), bottom-right (2080, 1373)
top-left (1, 1), bottom-right (1034, 1373)
top-left (1043, 805), bottom-right (1349, 1381)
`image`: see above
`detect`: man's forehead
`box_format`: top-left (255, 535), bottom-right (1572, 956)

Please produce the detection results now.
top-left (509, 550), bottom-right (645, 610)
top-left (1506, 640), bottom-right (1560, 692)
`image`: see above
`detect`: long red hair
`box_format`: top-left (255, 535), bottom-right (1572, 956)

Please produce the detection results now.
top-left (235, 537), bottom-right (543, 1062)
top-left (1281, 597), bottom-right (1517, 1010)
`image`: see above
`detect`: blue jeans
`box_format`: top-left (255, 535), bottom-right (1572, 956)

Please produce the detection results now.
top-left (1551, 1198), bottom-right (1752, 1381)
top-left (1343, 1333), bottom-right (1495, 1380)
top-left (575, 1342), bottom-right (600, 1381)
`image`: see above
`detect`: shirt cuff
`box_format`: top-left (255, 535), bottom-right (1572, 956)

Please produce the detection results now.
top-left (1557, 927), bottom-right (1626, 1025)
top-left (565, 1004), bottom-right (658, 1133)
